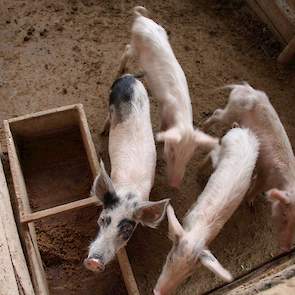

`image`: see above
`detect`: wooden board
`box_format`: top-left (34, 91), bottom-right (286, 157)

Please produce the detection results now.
top-left (278, 35), bottom-right (295, 63)
top-left (247, 0), bottom-right (295, 44)
top-left (207, 249), bottom-right (295, 295)
top-left (0, 157), bottom-right (35, 295)
top-left (247, 0), bottom-right (295, 63)
top-left (0, 211), bottom-right (20, 295)
top-left (4, 104), bottom-right (139, 295)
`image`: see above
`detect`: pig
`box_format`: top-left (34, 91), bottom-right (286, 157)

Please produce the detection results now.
top-left (154, 127), bottom-right (259, 295)
top-left (84, 74), bottom-right (169, 272)
top-left (204, 83), bottom-right (295, 251)
top-left (118, 6), bottom-right (218, 188)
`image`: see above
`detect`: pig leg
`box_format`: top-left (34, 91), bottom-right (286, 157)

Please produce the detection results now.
top-left (117, 44), bottom-right (134, 77)
top-left (159, 103), bottom-right (174, 131)
top-left (199, 144), bottom-right (221, 171)
top-left (210, 144), bottom-right (221, 170)
top-left (160, 118), bottom-right (169, 131)
top-left (100, 114), bottom-right (110, 136)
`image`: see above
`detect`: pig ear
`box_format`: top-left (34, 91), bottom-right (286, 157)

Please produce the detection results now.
top-left (200, 249), bottom-right (233, 282)
top-left (266, 189), bottom-right (290, 205)
top-left (167, 205), bottom-right (184, 242)
top-left (193, 129), bottom-right (219, 150)
top-left (91, 160), bottom-right (115, 204)
top-left (156, 128), bottom-right (181, 144)
top-left (133, 199), bottom-right (170, 228)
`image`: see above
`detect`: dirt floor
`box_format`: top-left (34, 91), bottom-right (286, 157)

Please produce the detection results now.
top-left (1, 0), bottom-right (295, 294)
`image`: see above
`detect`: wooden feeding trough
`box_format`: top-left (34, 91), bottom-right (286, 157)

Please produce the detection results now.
top-left (4, 104), bottom-right (140, 295)
top-left (247, 0), bottom-right (295, 64)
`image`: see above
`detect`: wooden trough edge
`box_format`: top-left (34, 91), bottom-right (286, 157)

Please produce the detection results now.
top-left (4, 104), bottom-right (140, 295)
top-left (206, 248), bottom-right (295, 295)
top-left (4, 118), bottom-right (50, 295)
top-left (20, 196), bottom-right (100, 224)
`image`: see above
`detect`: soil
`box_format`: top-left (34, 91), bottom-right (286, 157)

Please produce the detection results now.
top-left (0, 0), bottom-right (295, 295)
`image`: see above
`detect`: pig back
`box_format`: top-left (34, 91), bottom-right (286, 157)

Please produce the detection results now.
top-left (184, 128), bottom-right (259, 241)
top-left (108, 75), bottom-right (156, 198)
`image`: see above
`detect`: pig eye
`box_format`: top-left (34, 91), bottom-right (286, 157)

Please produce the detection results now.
top-left (117, 219), bottom-right (136, 241)
top-left (98, 216), bottom-right (111, 227)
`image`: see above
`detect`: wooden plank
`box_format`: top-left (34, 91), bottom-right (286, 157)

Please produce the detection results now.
top-left (0, 158), bottom-right (35, 295)
top-left (4, 120), bottom-right (50, 295)
top-left (0, 212), bottom-right (20, 295)
top-left (117, 248), bottom-right (140, 295)
top-left (278, 35), bottom-right (295, 63)
top-left (22, 225), bottom-right (49, 295)
top-left (247, 0), bottom-right (287, 43)
top-left (207, 249), bottom-right (295, 295)
top-left (21, 196), bottom-right (100, 224)
top-left (247, 0), bottom-right (295, 44)
top-left (77, 104), bottom-right (100, 177)
top-left (259, 275), bottom-right (295, 294)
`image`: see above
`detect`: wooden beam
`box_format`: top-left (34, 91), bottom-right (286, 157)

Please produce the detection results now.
top-left (117, 248), bottom-right (140, 295)
top-left (207, 249), bottom-right (295, 295)
top-left (246, 0), bottom-right (295, 44)
top-left (278, 36), bottom-right (295, 64)
top-left (21, 196), bottom-right (100, 223)
top-left (0, 213), bottom-right (20, 295)
top-left (0, 158), bottom-right (35, 295)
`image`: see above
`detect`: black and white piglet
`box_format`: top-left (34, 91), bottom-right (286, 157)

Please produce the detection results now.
top-left (84, 74), bottom-right (169, 272)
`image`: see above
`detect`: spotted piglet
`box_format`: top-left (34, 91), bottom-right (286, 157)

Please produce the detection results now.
top-left (204, 83), bottom-right (295, 251)
top-left (118, 6), bottom-right (218, 188)
top-left (84, 74), bottom-right (169, 272)
top-left (154, 128), bottom-right (259, 295)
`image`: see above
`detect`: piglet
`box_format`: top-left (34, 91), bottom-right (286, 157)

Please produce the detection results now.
top-left (84, 74), bottom-right (169, 272)
top-left (204, 83), bottom-right (295, 251)
top-left (154, 127), bottom-right (259, 294)
top-left (118, 6), bottom-right (218, 188)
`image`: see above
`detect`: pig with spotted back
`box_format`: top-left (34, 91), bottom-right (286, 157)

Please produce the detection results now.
top-left (118, 6), bottom-right (218, 188)
top-left (204, 83), bottom-right (295, 251)
top-left (154, 127), bottom-right (259, 295)
top-left (84, 74), bottom-right (169, 272)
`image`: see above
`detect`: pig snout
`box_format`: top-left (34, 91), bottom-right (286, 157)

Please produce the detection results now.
top-left (84, 258), bottom-right (105, 272)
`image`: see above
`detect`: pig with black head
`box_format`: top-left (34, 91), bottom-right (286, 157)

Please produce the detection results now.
top-left (84, 74), bottom-right (169, 272)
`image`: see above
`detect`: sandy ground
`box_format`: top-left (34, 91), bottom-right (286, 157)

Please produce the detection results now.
top-left (0, 0), bottom-right (295, 294)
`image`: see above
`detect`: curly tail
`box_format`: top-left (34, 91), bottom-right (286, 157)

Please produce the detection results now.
top-left (133, 6), bottom-right (149, 18)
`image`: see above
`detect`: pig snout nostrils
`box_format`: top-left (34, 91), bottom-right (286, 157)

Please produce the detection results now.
top-left (84, 258), bottom-right (105, 272)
